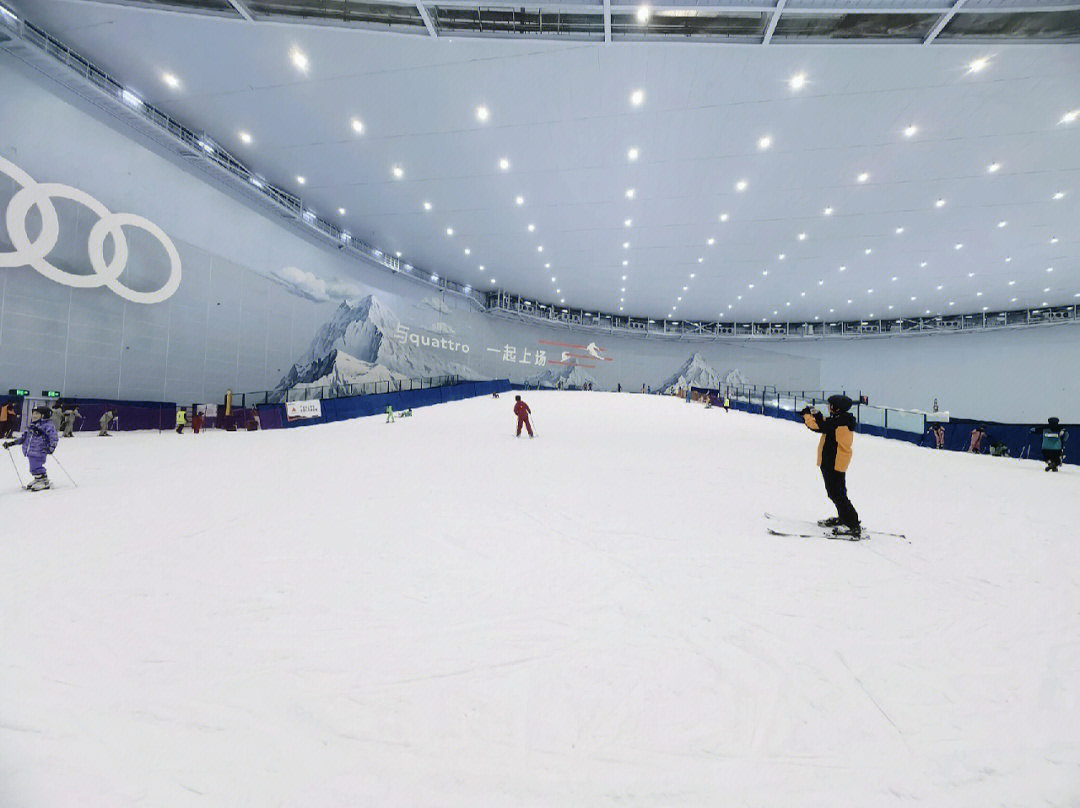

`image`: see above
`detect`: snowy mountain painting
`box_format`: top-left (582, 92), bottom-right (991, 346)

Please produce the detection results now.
top-left (659, 353), bottom-right (751, 393)
top-left (527, 361), bottom-right (598, 390)
top-left (276, 295), bottom-right (483, 396)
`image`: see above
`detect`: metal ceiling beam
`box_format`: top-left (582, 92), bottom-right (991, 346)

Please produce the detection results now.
top-left (923, 0), bottom-right (967, 45)
top-left (416, 2), bottom-right (437, 36)
top-left (603, 0), bottom-right (611, 43)
top-left (225, 0), bottom-right (254, 21)
top-left (761, 0), bottom-right (786, 45)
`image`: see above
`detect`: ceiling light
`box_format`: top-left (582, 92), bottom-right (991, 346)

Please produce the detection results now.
top-left (998, 220), bottom-right (1007, 228)
top-left (1051, 237), bottom-right (1059, 244)
top-left (351, 118), bottom-right (364, 134)
top-left (296, 175), bottom-right (306, 185)
top-left (630, 89), bottom-right (645, 107)
top-left (537, 246), bottom-right (543, 252)
top-left (707, 238), bottom-right (715, 246)
top-left (626, 188), bottom-right (636, 199)
top-left (624, 219), bottom-right (632, 227)
top-left (464, 248), bottom-right (471, 255)
top-left (968, 57), bottom-right (989, 73)
top-left (719, 213), bottom-right (729, 222)
top-left (446, 227), bottom-right (454, 236)
top-left (627, 147), bottom-right (639, 161)
top-left (823, 206), bottom-right (833, 216)
top-left (778, 253), bottom-right (785, 260)
top-left (545, 262), bottom-right (550, 268)
top-left (921, 261), bottom-right (928, 267)
top-left (762, 270), bottom-right (768, 276)
top-left (758, 135), bottom-right (772, 150)
top-left (528, 224), bottom-right (535, 232)
top-left (798, 233), bottom-right (806, 241)
top-left (551, 276), bottom-right (556, 282)
top-left (480, 265), bottom-right (485, 271)
top-left (735, 179), bottom-right (748, 192)
top-left (1047, 266), bottom-right (1054, 272)
top-left (689, 273), bottom-right (695, 278)
top-left (515, 195), bottom-right (524, 205)
top-left (818, 280), bottom-right (824, 286)
top-left (789, 72), bottom-right (807, 91)
top-left (289, 46), bottom-right (309, 72)
top-left (497, 157), bottom-right (511, 173)
top-left (857, 172), bottom-right (869, 183)
top-left (1005, 257), bottom-right (1012, 262)
top-left (903, 124), bottom-right (918, 138)
top-left (623, 241), bottom-right (629, 249)
top-left (987, 162), bottom-right (1001, 173)
top-left (337, 207), bottom-right (345, 215)
top-left (636, 4), bottom-right (651, 23)
top-left (492, 279), bottom-right (498, 284)
top-left (238, 131), bottom-right (252, 144)
top-left (1009, 280), bottom-right (1015, 286)
top-left (895, 227), bottom-right (904, 234)
top-left (392, 165), bottom-right (404, 179)
top-left (955, 243), bottom-right (963, 250)
top-left (839, 266), bottom-right (846, 272)
top-left (475, 105), bottom-right (489, 122)
top-left (1053, 191), bottom-right (1065, 200)
top-left (936, 198), bottom-right (946, 208)
top-left (1060, 110), bottom-right (1080, 124)
top-left (423, 201), bottom-right (432, 211)
top-left (891, 276), bottom-right (898, 281)
top-left (968, 272), bottom-right (975, 277)
top-left (622, 260), bottom-right (628, 266)
top-left (162, 72), bottom-right (180, 89)
top-left (865, 248), bottom-right (872, 255)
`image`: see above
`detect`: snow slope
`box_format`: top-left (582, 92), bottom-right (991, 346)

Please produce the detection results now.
top-left (2, 392), bottom-right (1077, 807)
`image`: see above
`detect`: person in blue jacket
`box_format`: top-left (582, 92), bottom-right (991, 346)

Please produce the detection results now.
top-left (1031, 417), bottom-right (1068, 472)
top-left (3, 405), bottom-right (60, 490)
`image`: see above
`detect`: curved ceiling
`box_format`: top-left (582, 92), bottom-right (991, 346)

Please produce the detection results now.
top-left (7, 0), bottom-right (1080, 322)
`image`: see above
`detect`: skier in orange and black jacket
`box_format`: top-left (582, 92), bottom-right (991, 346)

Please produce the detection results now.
top-left (800, 394), bottom-right (860, 538)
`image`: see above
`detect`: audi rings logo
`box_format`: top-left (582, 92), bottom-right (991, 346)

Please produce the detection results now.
top-left (0, 155), bottom-right (181, 304)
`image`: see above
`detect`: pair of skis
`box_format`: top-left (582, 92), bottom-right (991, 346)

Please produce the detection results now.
top-left (764, 512), bottom-right (907, 542)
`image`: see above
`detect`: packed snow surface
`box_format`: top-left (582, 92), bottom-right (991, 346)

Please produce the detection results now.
top-left (2, 392), bottom-right (1078, 807)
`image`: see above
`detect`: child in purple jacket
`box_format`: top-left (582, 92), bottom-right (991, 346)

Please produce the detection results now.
top-left (4, 405), bottom-right (59, 490)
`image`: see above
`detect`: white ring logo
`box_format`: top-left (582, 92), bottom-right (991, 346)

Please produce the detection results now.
top-left (0, 155), bottom-right (181, 304)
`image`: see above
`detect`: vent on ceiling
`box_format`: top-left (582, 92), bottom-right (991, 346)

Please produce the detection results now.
top-left (248, 0), bottom-right (426, 27)
top-left (773, 12), bottom-right (941, 40)
top-left (430, 6), bottom-right (605, 37)
top-left (939, 11), bottom-right (1080, 41)
top-left (611, 10), bottom-right (767, 39)
top-left (130, 0), bottom-right (242, 12)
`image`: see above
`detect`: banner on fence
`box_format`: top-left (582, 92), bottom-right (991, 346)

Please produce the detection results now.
top-left (285, 400), bottom-right (322, 420)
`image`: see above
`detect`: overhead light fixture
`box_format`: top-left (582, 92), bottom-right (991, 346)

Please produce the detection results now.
top-left (528, 224), bottom-right (535, 232)
top-left (351, 118), bottom-right (364, 134)
top-left (238, 131), bottom-right (252, 145)
top-left (545, 262), bottom-right (550, 268)
top-left (1050, 237), bottom-right (1059, 244)
top-left (778, 253), bottom-right (785, 260)
top-left (823, 206), bottom-right (833, 216)
top-left (537, 246), bottom-right (543, 252)
top-left (395, 251), bottom-right (401, 257)
top-left (636, 4), bottom-right (651, 23)
top-left (475, 105), bottom-right (489, 122)
top-left (735, 179), bottom-right (748, 192)
top-left (392, 165), bottom-right (404, 179)
top-left (516, 195), bottom-right (524, 205)
top-left (719, 213), bottom-right (729, 222)
top-left (464, 248), bottom-right (471, 255)
top-left (857, 172), bottom-right (869, 183)
top-left (1061, 110), bottom-right (1080, 125)
top-left (758, 135), bottom-right (772, 151)
top-left (798, 232), bottom-right (806, 241)
top-left (296, 175), bottom-right (306, 185)
top-left (121, 89), bottom-right (144, 109)
top-left (935, 198), bottom-right (946, 208)
top-left (423, 201), bottom-right (432, 211)
top-left (628, 147), bottom-right (639, 161)
top-left (446, 227), bottom-right (454, 236)
top-left (954, 243), bottom-right (963, 250)
top-left (707, 238), bottom-right (714, 245)
top-left (624, 219), bottom-right (632, 227)
top-left (338, 207), bottom-right (346, 215)
top-left (289, 46), bottom-right (309, 72)
top-left (623, 241), bottom-right (629, 249)
top-left (498, 157), bottom-right (510, 171)
top-left (626, 188), bottom-right (636, 199)
top-left (967, 57), bottom-right (989, 74)
top-left (630, 89), bottom-right (645, 107)
top-left (987, 162), bottom-right (1001, 173)
top-left (789, 72), bottom-right (807, 91)
top-left (1053, 191), bottom-right (1065, 200)
top-left (162, 72), bottom-right (180, 89)
top-left (895, 226), bottom-right (904, 234)
top-left (865, 248), bottom-right (872, 255)
top-left (998, 220), bottom-right (1007, 228)
top-left (622, 260), bottom-right (628, 266)
top-left (903, 124), bottom-right (918, 138)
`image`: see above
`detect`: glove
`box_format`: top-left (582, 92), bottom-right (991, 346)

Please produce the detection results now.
top-left (2, 440), bottom-right (15, 449)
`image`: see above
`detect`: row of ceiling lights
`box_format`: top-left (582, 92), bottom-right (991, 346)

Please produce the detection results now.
top-left (149, 48), bottom-right (1077, 321)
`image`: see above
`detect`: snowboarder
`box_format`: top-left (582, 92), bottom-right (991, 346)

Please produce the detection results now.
top-left (1031, 417), bottom-right (1068, 472)
top-left (175, 407), bottom-right (187, 434)
top-left (929, 423), bottom-right (946, 449)
top-left (968, 425), bottom-right (987, 453)
top-left (61, 405), bottom-right (81, 437)
top-left (99, 409), bottom-right (115, 436)
top-left (800, 395), bottom-right (860, 538)
top-left (513, 395), bottom-right (533, 438)
top-left (4, 404), bottom-right (59, 490)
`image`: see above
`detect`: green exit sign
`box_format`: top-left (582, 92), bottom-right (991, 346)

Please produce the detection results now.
top-left (42, 390), bottom-right (61, 398)
top-left (8, 388), bottom-right (29, 396)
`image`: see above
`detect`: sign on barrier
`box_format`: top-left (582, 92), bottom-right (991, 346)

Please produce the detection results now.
top-left (285, 400), bottom-right (322, 420)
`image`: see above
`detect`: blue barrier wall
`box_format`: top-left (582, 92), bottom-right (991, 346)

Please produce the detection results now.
top-left (270, 379), bottom-right (513, 428)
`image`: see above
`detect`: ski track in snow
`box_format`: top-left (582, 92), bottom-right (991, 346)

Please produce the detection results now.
top-left (1, 392), bottom-right (1078, 807)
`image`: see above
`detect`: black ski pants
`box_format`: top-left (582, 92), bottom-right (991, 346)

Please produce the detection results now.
top-left (821, 467), bottom-right (859, 529)
top-left (1043, 449), bottom-right (1062, 470)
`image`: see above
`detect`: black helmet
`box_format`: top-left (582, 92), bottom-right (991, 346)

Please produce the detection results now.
top-left (827, 394), bottom-right (853, 412)
top-left (1049, 417), bottom-right (1059, 426)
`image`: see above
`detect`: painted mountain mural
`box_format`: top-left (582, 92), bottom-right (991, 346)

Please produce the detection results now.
top-left (659, 353), bottom-right (751, 392)
top-left (527, 360), bottom-right (598, 390)
top-left (276, 295), bottom-right (483, 395)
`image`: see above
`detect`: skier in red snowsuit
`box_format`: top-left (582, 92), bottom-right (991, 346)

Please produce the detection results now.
top-left (513, 395), bottom-right (533, 438)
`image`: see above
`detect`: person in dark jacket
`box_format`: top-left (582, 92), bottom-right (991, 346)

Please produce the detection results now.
top-left (929, 423), bottom-right (946, 449)
top-left (3, 405), bottom-right (59, 490)
top-left (800, 394), bottom-right (860, 538)
top-left (0, 400), bottom-right (17, 439)
top-left (1031, 417), bottom-right (1068, 472)
top-left (513, 395), bottom-right (533, 438)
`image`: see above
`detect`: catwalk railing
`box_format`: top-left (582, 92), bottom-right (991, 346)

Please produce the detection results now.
top-left (240, 375), bottom-right (462, 407)
top-left (487, 290), bottom-right (1080, 341)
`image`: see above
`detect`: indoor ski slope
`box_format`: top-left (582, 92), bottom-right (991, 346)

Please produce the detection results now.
top-left (2, 391), bottom-right (1078, 807)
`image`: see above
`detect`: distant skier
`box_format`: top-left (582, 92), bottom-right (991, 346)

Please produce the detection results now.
top-left (4, 404), bottom-right (59, 490)
top-left (968, 425), bottom-right (987, 453)
top-left (1031, 417), bottom-right (1068, 472)
top-left (929, 423), bottom-right (946, 449)
top-left (723, 396), bottom-right (730, 412)
top-left (799, 395), bottom-right (860, 538)
top-left (175, 407), bottom-right (187, 434)
top-left (0, 399), bottom-right (17, 439)
top-left (61, 405), bottom-right (81, 438)
top-left (385, 405), bottom-right (395, 423)
top-left (513, 395), bottom-right (533, 438)
top-left (99, 408), bottom-right (115, 436)
top-left (50, 401), bottom-right (63, 432)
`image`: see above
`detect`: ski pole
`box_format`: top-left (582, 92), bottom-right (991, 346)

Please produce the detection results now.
top-left (51, 454), bottom-right (78, 488)
top-left (6, 446), bottom-right (25, 487)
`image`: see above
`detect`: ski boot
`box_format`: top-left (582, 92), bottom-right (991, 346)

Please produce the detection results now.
top-left (817, 516), bottom-right (842, 528)
top-left (830, 524), bottom-right (862, 540)
top-left (26, 474), bottom-right (50, 492)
